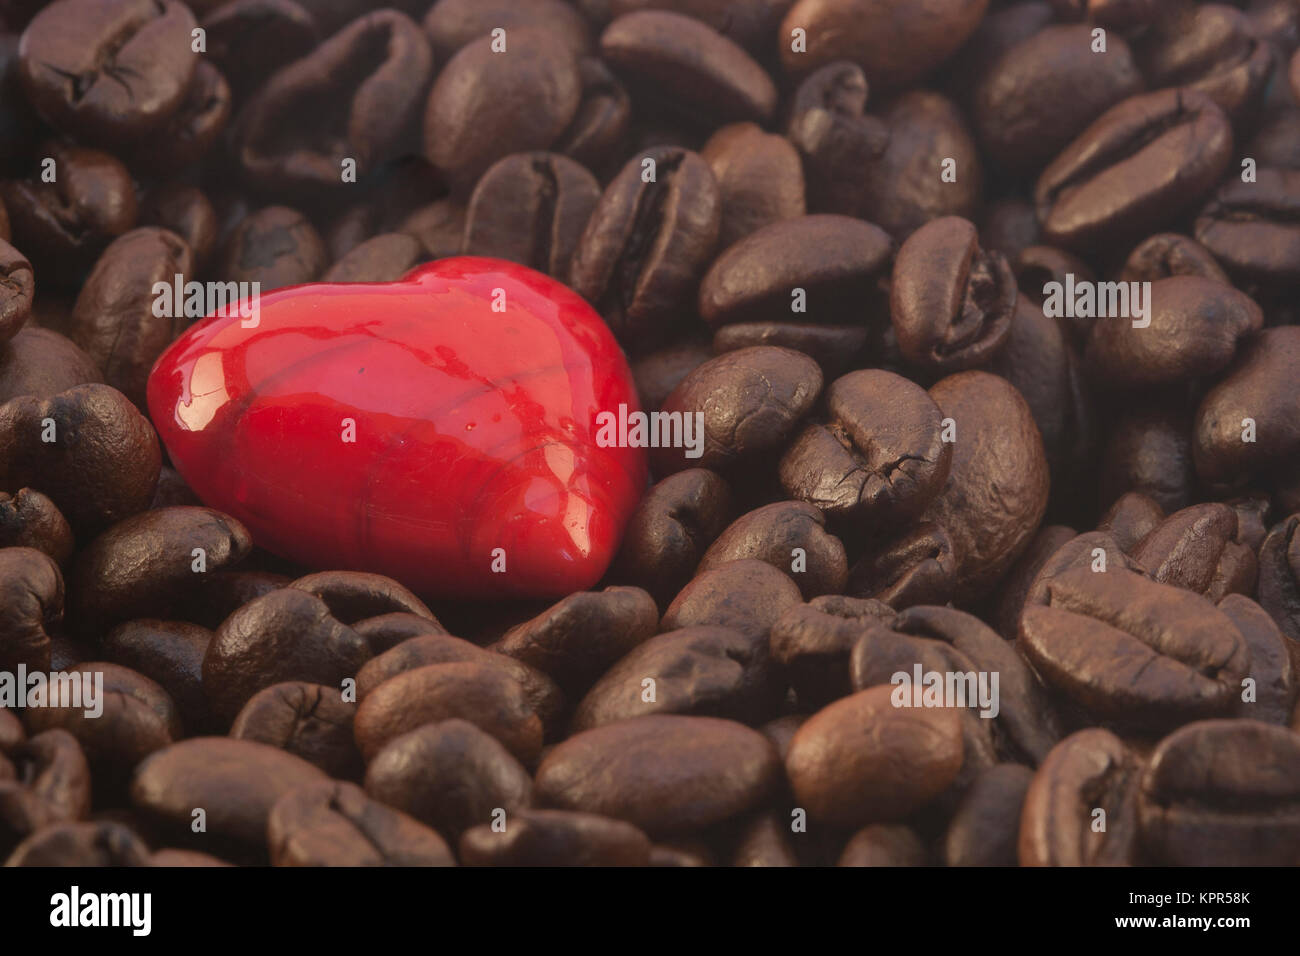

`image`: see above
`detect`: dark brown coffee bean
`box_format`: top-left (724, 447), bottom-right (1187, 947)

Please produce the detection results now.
top-left (68, 228), bottom-right (193, 408)
top-left (1139, 718), bottom-right (1300, 865)
top-left (699, 123), bottom-right (804, 250)
top-left (1219, 594), bottom-right (1295, 724)
top-left (630, 339), bottom-right (713, 413)
top-left (150, 848), bottom-right (233, 866)
top-left (1097, 492), bottom-right (1165, 553)
top-left (1019, 566), bottom-right (1250, 729)
top-left (1036, 89), bottom-right (1233, 251)
top-left (0, 488), bottom-right (72, 566)
top-left (102, 619), bottom-right (212, 733)
top-left (892, 217), bottom-right (1016, 372)
top-left (492, 586), bottom-right (659, 694)
top-left (218, 205), bottom-right (327, 292)
top-left (1102, 402), bottom-right (1197, 514)
top-left (921, 372), bottom-right (1050, 604)
top-left (0, 327), bottom-right (102, 404)
top-left (662, 559), bottom-right (803, 642)
top-left (1119, 232), bottom-right (1230, 285)
top-left (555, 55), bottom-right (631, 171)
top-left (459, 808), bottom-right (651, 867)
top-left (581, 0), bottom-right (788, 54)
top-left (0, 237), bottom-right (31, 346)
top-left (320, 233), bottom-right (422, 284)
top-left (461, 152), bottom-right (600, 279)
top-left (239, 10), bottom-right (433, 194)
top-left (944, 763), bottom-right (1034, 866)
top-left (229, 682), bottom-right (361, 780)
top-left (787, 685), bottom-right (964, 827)
top-left (0, 547), bottom-right (61, 672)
top-left (837, 824), bottom-right (929, 866)
top-left (130, 736), bottom-right (327, 857)
top-left (394, 198), bottom-right (467, 259)
top-left (424, 28), bottom-right (581, 191)
top-left (70, 507), bottom-right (251, 639)
top-left (652, 347), bottom-right (822, 476)
top-left (993, 524), bottom-right (1078, 639)
top-left (18, 0), bottom-right (198, 145)
top-left (697, 501), bottom-right (847, 599)
top-left (0, 708), bottom-right (23, 753)
top-left (613, 468), bottom-right (735, 609)
top-left (131, 60), bottom-right (231, 174)
top-left (354, 661), bottom-right (542, 764)
top-left (1021, 530), bottom-right (1140, 611)
top-left (0, 729), bottom-right (90, 854)
top-left (186, 570), bottom-right (290, 631)
top-left (287, 570), bottom-right (435, 624)
top-left (769, 595), bottom-right (894, 708)
top-left (200, 0), bottom-right (320, 104)
top-left (1131, 503), bottom-right (1257, 601)
top-left (1018, 728), bottom-right (1142, 865)
top-left (202, 587), bottom-right (370, 722)
top-left (139, 183), bottom-right (219, 272)
top-left (725, 811), bottom-right (797, 867)
top-left (536, 714), bottom-right (779, 835)
top-left (600, 11), bottom-right (776, 125)
top-left (699, 215), bottom-right (891, 330)
top-left (363, 718), bottom-right (532, 841)
top-left (847, 523), bottom-right (959, 610)
top-left (5, 820), bottom-right (151, 866)
top-left (268, 780), bottom-right (455, 867)
top-left (569, 147), bottom-right (720, 350)
top-left (351, 611), bottom-right (449, 653)
top-left (1257, 513), bottom-right (1300, 645)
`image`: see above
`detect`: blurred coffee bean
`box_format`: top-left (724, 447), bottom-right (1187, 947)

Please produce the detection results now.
top-left (139, 184), bottom-right (219, 271)
top-left (0, 488), bottom-right (73, 566)
top-left (218, 205), bottom-right (327, 292)
top-left (944, 763), bottom-right (1034, 866)
top-left (1119, 232), bottom-right (1230, 285)
top-left (0, 237), bottom-right (31, 345)
top-left (556, 56), bottom-right (632, 172)
top-left (321, 233), bottom-right (422, 283)
top-left (394, 198), bottom-right (467, 259)
top-left (662, 559), bottom-right (802, 641)
top-left (838, 824), bottom-right (929, 866)
top-left (5, 820), bottom-right (151, 866)
top-left (1219, 593), bottom-right (1295, 724)
top-left (423, 0), bottom-right (592, 62)
top-left (460, 808), bottom-right (651, 867)
top-left (1101, 402), bottom-right (1197, 514)
top-left (980, 197), bottom-right (1041, 262)
top-left (230, 682), bottom-right (361, 780)
top-left (1257, 514), bottom-right (1300, 645)
top-left (0, 327), bottom-right (102, 403)
top-left (0, 729), bottom-right (90, 854)
top-left (0, 547), bottom-right (61, 672)
top-left (102, 619), bottom-right (212, 733)
top-left (200, 0), bottom-right (319, 105)
top-left (700, 123), bottom-right (804, 250)
top-left (130, 61), bottom-right (231, 174)
top-left (1097, 492), bottom-right (1165, 553)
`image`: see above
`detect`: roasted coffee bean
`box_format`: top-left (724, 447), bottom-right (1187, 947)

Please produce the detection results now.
top-left (630, 340), bottom-right (713, 413)
top-left (1021, 530), bottom-right (1140, 611)
top-left (68, 228), bottom-right (193, 408)
top-left (1139, 719), bottom-right (1300, 865)
top-left (200, 0), bottom-right (320, 104)
top-left (580, 0), bottom-right (787, 54)
top-left (425, 0), bottom-right (591, 62)
top-left (662, 559), bottom-right (803, 642)
top-left (461, 152), bottom-right (600, 279)
top-left (460, 808), bottom-right (650, 867)
top-left (780, 369), bottom-right (950, 530)
top-left (700, 123), bottom-right (804, 250)
top-left (1131, 503), bottom-right (1257, 601)
top-left (846, 523), bottom-right (959, 610)
top-left (130, 737), bottom-right (327, 858)
top-left (1036, 89), bottom-right (1234, 252)
top-left (0, 489), bottom-right (73, 567)
top-left (944, 763), bottom-right (1034, 866)
top-left (891, 217), bottom-right (1016, 372)
top-left (1119, 232), bottom-right (1230, 285)
top-left (555, 55), bottom-right (631, 171)
top-left (217, 205), bottom-right (328, 292)
top-left (139, 184), bottom-right (219, 271)
top-left (653, 347), bottom-right (821, 476)
top-left (569, 147), bottom-right (720, 350)
top-left (1194, 326), bottom-right (1300, 491)
top-left (1018, 728), bottom-right (1142, 866)
top-left (599, 11), bottom-right (775, 126)
top-left (786, 685), bottom-right (963, 827)
top-left (1085, 276), bottom-right (1261, 389)
top-left (102, 620), bottom-right (212, 734)
top-left (993, 524), bottom-right (1077, 639)
top-left (1257, 514), bottom-right (1300, 646)
top-left (150, 848), bottom-right (233, 866)
top-left (0, 730), bottom-right (90, 854)
top-left (1096, 492), bottom-right (1165, 553)
top-left (17, 0), bottom-right (197, 145)
top-left (1101, 402), bottom-right (1197, 514)
top-left (699, 215), bottom-right (891, 330)
top-left (921, 372), bottom-right (1050, 604)
top-left (837, 824), bottom-right (929, 867)
top-left (0, 327), bottom-right (101, 403)
top-left (974, 25), bottom-right (1143, 173)
top-left (239, 11), bottom-right (433, 194)
top-left (712, 323), bottom-right (869, 380)
top-left (0, 143), bottom-right (137, 283)
top-left (363, 719), bottom-right (533, 841)
top-left (778, 0), bottom-right (987, 88)
top-left (187, 570), bottom-right (290, 631)
top-left (0, 238), bottom-right (31, 346)
top-left (697, 501), bottom-right (847, 599)
top-left (729, 811), bottom-right (799, 867)
top-left (613, 468), bottom-right (735, 608)
top-left (287, 570), bottom-right (435, 624)
top-left (5, 820), bottom-right (152, 866)
top-left (70, 507), bottom-right (251, 639)
top-left (0, 547), bottom-right (61, 672)
top-left (424, 28), bottom-right (581, 191)
top-left (351, 611), bottom-right (449, 653)
top-left (320, 233), bottom-right (423, 283)
top-left (769, 595), bottom-right (892, 708)
top-left (131, 61), bottom-right (231, 175)
top-left (1219, 594), bottom-right (1296, 724)
top-left (535, 714), bottom-right (779, 835)
top-left (203, 587), bottom-right (370, 722)
top-left (492, 586), bottom-right (659, 694)
top-left (1019, 567), bottom-right (1251, 729)
top-left (230, 682), bottom-right (362, 780)
top-left (354, 662), bottom-right (542, 764)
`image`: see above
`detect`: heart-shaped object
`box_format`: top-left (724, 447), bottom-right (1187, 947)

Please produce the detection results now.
top-left (147, 257), bottom-right (646, 598)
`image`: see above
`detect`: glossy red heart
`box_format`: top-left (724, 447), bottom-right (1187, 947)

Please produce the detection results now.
top-left (147, 257), bottom-right (646, 599)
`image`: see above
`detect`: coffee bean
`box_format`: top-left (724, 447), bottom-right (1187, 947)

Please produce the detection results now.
top-left (1119, 232), bottom-right (1230, 285)
top-left (18, 0), bottom-right (197, 146)
top-left (1139, 718), bottom-right (1300, 865)
top-left (944, 763), bottom-right (1034, 866)
top-left (321, 233), bottom-right (423, 284)
top-left (287, 569), bottom-right (435, 624)
top-left (267, 780), bottom-right (455, 867)
top-left (846, 523), bottom-right (959, 610)
top-left (0, 547), bottom-right (62, 672)
top-left (1257, 514), bottom-right (1300, 646)
top-left (218, 205), bottom-right (328, 292)
top-left (0, 488), bottom-right (73, 567)
top-left (1018, 728), bottom-right (1141, 865)
top-left (102, 620), bottom-right (212, 733)
top-left (351, 611), bottom-right (449, 653)
top-left (230, 682), bottom-right (362, 780)
top-left (698, 501), bottom-right (847, 599)
top-left (661, 559), bottom-right (803, 641)
top-left (837, 824), bottom-right (929, 866)
top-left (150, 848), bottom-right (232, 866)
top-left (363, 719), bottom-right (532, 841)
top-left (729, 811), bottom-right (798, 867)
top-left (1101, 402), bottom-right (1197, 514)
top-left (1219, 594), bottom-right (1296, 724)
top-left (536, 714), bottom-right (779, 835)
top-left (6, 820), bottom-right (151, 866)
top-left (459, 808), bottom-right (651, 867)
top-left (139, 184), bottom-right (219, 271)
top-left (770, 595), bottom-right (894, 709)
top-left (0, 729), bottom-right (89, 854)
top-left (992, 524), bottom-right (1077, 639)
top-left (0, 238), bottom-right (32, 346)
top-left (700, 123), bottom-right (805, 250)
top-left (786, 685), bottom-right (963, 827)
top-left (0, 327), bottom-right (102, 404)
top-left (461, 152), bottom-right (600, 279)
top-left (1036, 89), bottom-right (1234, 251)
top-left (200, 0), bottom-right (319, 105)
top-left (630, 339), bottom-right (713, 412)
top-left (1097, 492), bottom-right (1165, 553)
top-left (187, 570), bottom-right (290, 631)
top-left (131, 61), bottom-right (232, 175)
top-left (1131, 502), bottom-right (1257, 601)
top-left (424, 0), bottom-right (592, 62)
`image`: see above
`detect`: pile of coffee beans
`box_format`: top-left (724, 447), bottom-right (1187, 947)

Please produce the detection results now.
top-left (3, 0), bottom-right (1300, 867)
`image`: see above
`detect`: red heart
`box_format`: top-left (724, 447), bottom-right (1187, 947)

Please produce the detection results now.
top-left (147, 257), bottom-right (646, 599)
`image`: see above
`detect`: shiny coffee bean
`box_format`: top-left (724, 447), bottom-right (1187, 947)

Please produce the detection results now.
top-left (230, 682), bottom-right (362, 780)
top-left (352, 611), bottom-right (449, 653)
top-left (697, 501), bottom-right (847, 599)
top-left (287, 569), bottom-right (435, 625)
top-left (0, 488), bottom-right (73, 567)
top-left (0, 549), bottom-right (61, 670)
top-left (700, 123), bottom-right (804, 250)
top-left (1131, 503), bottom-right (1257, 602)
top-left (102, 619), bottom-right (212, 733)
top-left (846, 523), bottom-right (959, 610)
top-left (662, 559), bottom-right (803, 642)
